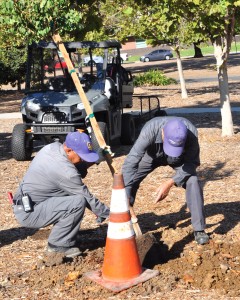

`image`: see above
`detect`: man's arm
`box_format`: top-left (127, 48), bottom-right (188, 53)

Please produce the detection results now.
top-left (172, 130), bottom-right (200, 186)
top-left (122, 127), bottom-right (153, 196)
top-left (59, 165), bottom-right (110, 218)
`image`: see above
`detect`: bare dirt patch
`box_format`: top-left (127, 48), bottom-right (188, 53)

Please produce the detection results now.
top-left (0, 58), bottom-right (240, 299)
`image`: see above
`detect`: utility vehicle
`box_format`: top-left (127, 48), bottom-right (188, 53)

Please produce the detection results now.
top-left (11, 40), bottom-right (164, 161)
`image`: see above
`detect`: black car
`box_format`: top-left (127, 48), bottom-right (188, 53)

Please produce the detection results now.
top-left (140, 49), bottom-right (173, 62)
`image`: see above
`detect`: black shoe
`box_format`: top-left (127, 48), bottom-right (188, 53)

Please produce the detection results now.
top-left (194, 231), bottom-right (209, 245)
top-left (47, 243), bottom-right (82, 258)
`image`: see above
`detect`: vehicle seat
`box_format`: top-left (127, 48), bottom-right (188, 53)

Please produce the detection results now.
top-left (48, 77), bottom-right (75, 92)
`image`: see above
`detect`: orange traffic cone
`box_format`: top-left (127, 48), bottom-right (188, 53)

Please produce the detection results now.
top-left (84, 173), bottom-right (159, 292)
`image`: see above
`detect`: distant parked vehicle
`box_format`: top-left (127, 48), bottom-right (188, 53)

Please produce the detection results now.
top-left (140, 49), bottom-right (173, 62)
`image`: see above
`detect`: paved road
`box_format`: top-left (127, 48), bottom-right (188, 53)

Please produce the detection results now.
top-left (124, 52), bottom-right (240, 82)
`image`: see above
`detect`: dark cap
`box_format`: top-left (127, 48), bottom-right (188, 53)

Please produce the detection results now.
top-left (65, 132), bottom-right (99, 162)
top-left (163, 119), bottom-right (187, 157)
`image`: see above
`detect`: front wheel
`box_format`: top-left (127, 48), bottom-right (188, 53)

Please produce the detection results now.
top-left (120, 114), bottom-right (136, 145)
top-left (165, 55), bottom-right (170, 60)
top-left (144, 57), bottom-right (150, 62)
top-left (11, 123), bottom-right (33, 161)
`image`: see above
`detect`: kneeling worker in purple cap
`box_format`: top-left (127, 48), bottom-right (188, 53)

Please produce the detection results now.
top-left (13, 132), bottom-right (109, 257)
top-left (122, 117), bottom-right (209, 245)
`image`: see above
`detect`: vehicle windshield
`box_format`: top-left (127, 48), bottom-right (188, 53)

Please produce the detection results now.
top-left (26, 43), bottom-right (121, 93)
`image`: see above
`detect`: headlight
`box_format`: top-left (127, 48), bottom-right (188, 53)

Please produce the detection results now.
top-left (77, 103), bottom-right (85, 110)
top-left (26, 101), bottom-right (41, 112)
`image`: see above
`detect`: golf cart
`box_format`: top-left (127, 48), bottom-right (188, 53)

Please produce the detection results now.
top-left (11, 40), bottom-right (136, 161)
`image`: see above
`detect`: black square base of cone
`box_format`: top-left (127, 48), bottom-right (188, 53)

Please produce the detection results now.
top-left (84, 268), bottom-right (159, 292)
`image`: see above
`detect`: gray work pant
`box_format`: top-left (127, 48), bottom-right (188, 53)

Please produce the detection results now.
top-left (14, 195), bottom-right (86, 247)
top-left (128, 159), bottom-right (206, 232)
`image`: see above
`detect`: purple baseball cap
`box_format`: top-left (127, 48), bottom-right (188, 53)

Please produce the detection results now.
top-left (163, 119), bottom-right (188, 157)
top-left (65, 132), bottom-right (99, 162)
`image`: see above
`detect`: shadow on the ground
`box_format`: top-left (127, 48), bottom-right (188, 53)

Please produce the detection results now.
top-left (138, 200), bottom-right (240, 268)
top-left (0, 133), bottom-right (13, 160)
top-left (0, 227), bottom-right (38, 248)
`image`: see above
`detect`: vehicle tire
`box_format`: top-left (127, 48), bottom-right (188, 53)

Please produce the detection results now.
top-left (11, 123), bottom-right (33, 161)
top-left (144, 57), bottom-right (150, 62)
top-left (165, 55), bottom-right (170, 60)
top-left (120, 114), bottom-right (136, 145)
top-left (91, 121), bottom-right (110, 152)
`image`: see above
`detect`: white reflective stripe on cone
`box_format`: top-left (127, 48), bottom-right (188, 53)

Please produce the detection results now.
top-left (110, 189), bottom-right (129, 213)
top-left (107, 221), bottom-right (135, 239)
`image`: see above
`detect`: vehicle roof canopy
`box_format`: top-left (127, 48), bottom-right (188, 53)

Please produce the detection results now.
top-left (30, 40), bottom-right (121, 50)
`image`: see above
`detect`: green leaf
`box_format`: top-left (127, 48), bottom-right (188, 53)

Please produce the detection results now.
top-left (123, 7), bottom-right (133, 15)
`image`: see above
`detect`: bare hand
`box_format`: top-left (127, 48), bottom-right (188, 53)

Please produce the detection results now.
top-left (154, 179), bottom-right (175, 203)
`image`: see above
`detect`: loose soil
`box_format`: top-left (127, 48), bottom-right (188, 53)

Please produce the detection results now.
top-left (0, 56), bottom-right (240, 299)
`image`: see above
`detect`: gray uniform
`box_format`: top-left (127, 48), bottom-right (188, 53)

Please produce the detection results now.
top-left (13, 142), bottom-right (109, 247)
top-left (122, 116), bottom-right (206, 231)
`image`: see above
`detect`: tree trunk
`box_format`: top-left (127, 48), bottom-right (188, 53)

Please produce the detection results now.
top-left (17, 79), bottom-right (21, 91)
top-left (175, 47), bottom-right (188, 99)
top-left (193, 43), bottom-right (203, 58)
top-left (214, 40), bottom-right (234, 136)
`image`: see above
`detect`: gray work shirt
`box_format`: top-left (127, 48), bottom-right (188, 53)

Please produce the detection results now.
top-left (14, 142), bottom-right (109, 217)
top-left (122, 116), bottom-right (200, 194)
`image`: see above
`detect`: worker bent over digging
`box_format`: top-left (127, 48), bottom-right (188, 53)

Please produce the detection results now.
top-left (13, 132), bottom-right (110, 257)
top-left (122, 116), bottom-right (209, 245)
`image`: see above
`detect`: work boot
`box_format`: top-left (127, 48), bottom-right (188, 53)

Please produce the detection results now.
top-left (194, 231), bottom-right (209, 245)
top-left (47, 243), bottom-right (82, 258)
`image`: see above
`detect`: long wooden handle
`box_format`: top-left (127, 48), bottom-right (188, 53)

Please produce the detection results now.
top-left (52, 33), bottom-right (117, 175)
top-left (52, 33), bottom-right (142, 236)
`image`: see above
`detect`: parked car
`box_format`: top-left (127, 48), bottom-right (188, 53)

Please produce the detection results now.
top-left (140, 49), bottom-right (173, 62)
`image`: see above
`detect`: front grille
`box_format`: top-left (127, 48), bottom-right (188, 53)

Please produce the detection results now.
top-left (42, 126), bottom-right (67, 133)
top-left (42, 112), bottom-right (67, 123)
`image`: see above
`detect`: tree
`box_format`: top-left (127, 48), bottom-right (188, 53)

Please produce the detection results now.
top-left (115, 0), bottom-right (240, 136)
top-left (0, 0), bottom-right (103, 46)
top-left (186, 0), bottom-right (240, 136)
top-left (113, 0), bottom-right (203, 99)
top-left (193, 42), bottom-right (204, 58)
top-left (0, 0), bottom-right (104, 89)
top-left (0, 47), bottom-right (27, 90)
